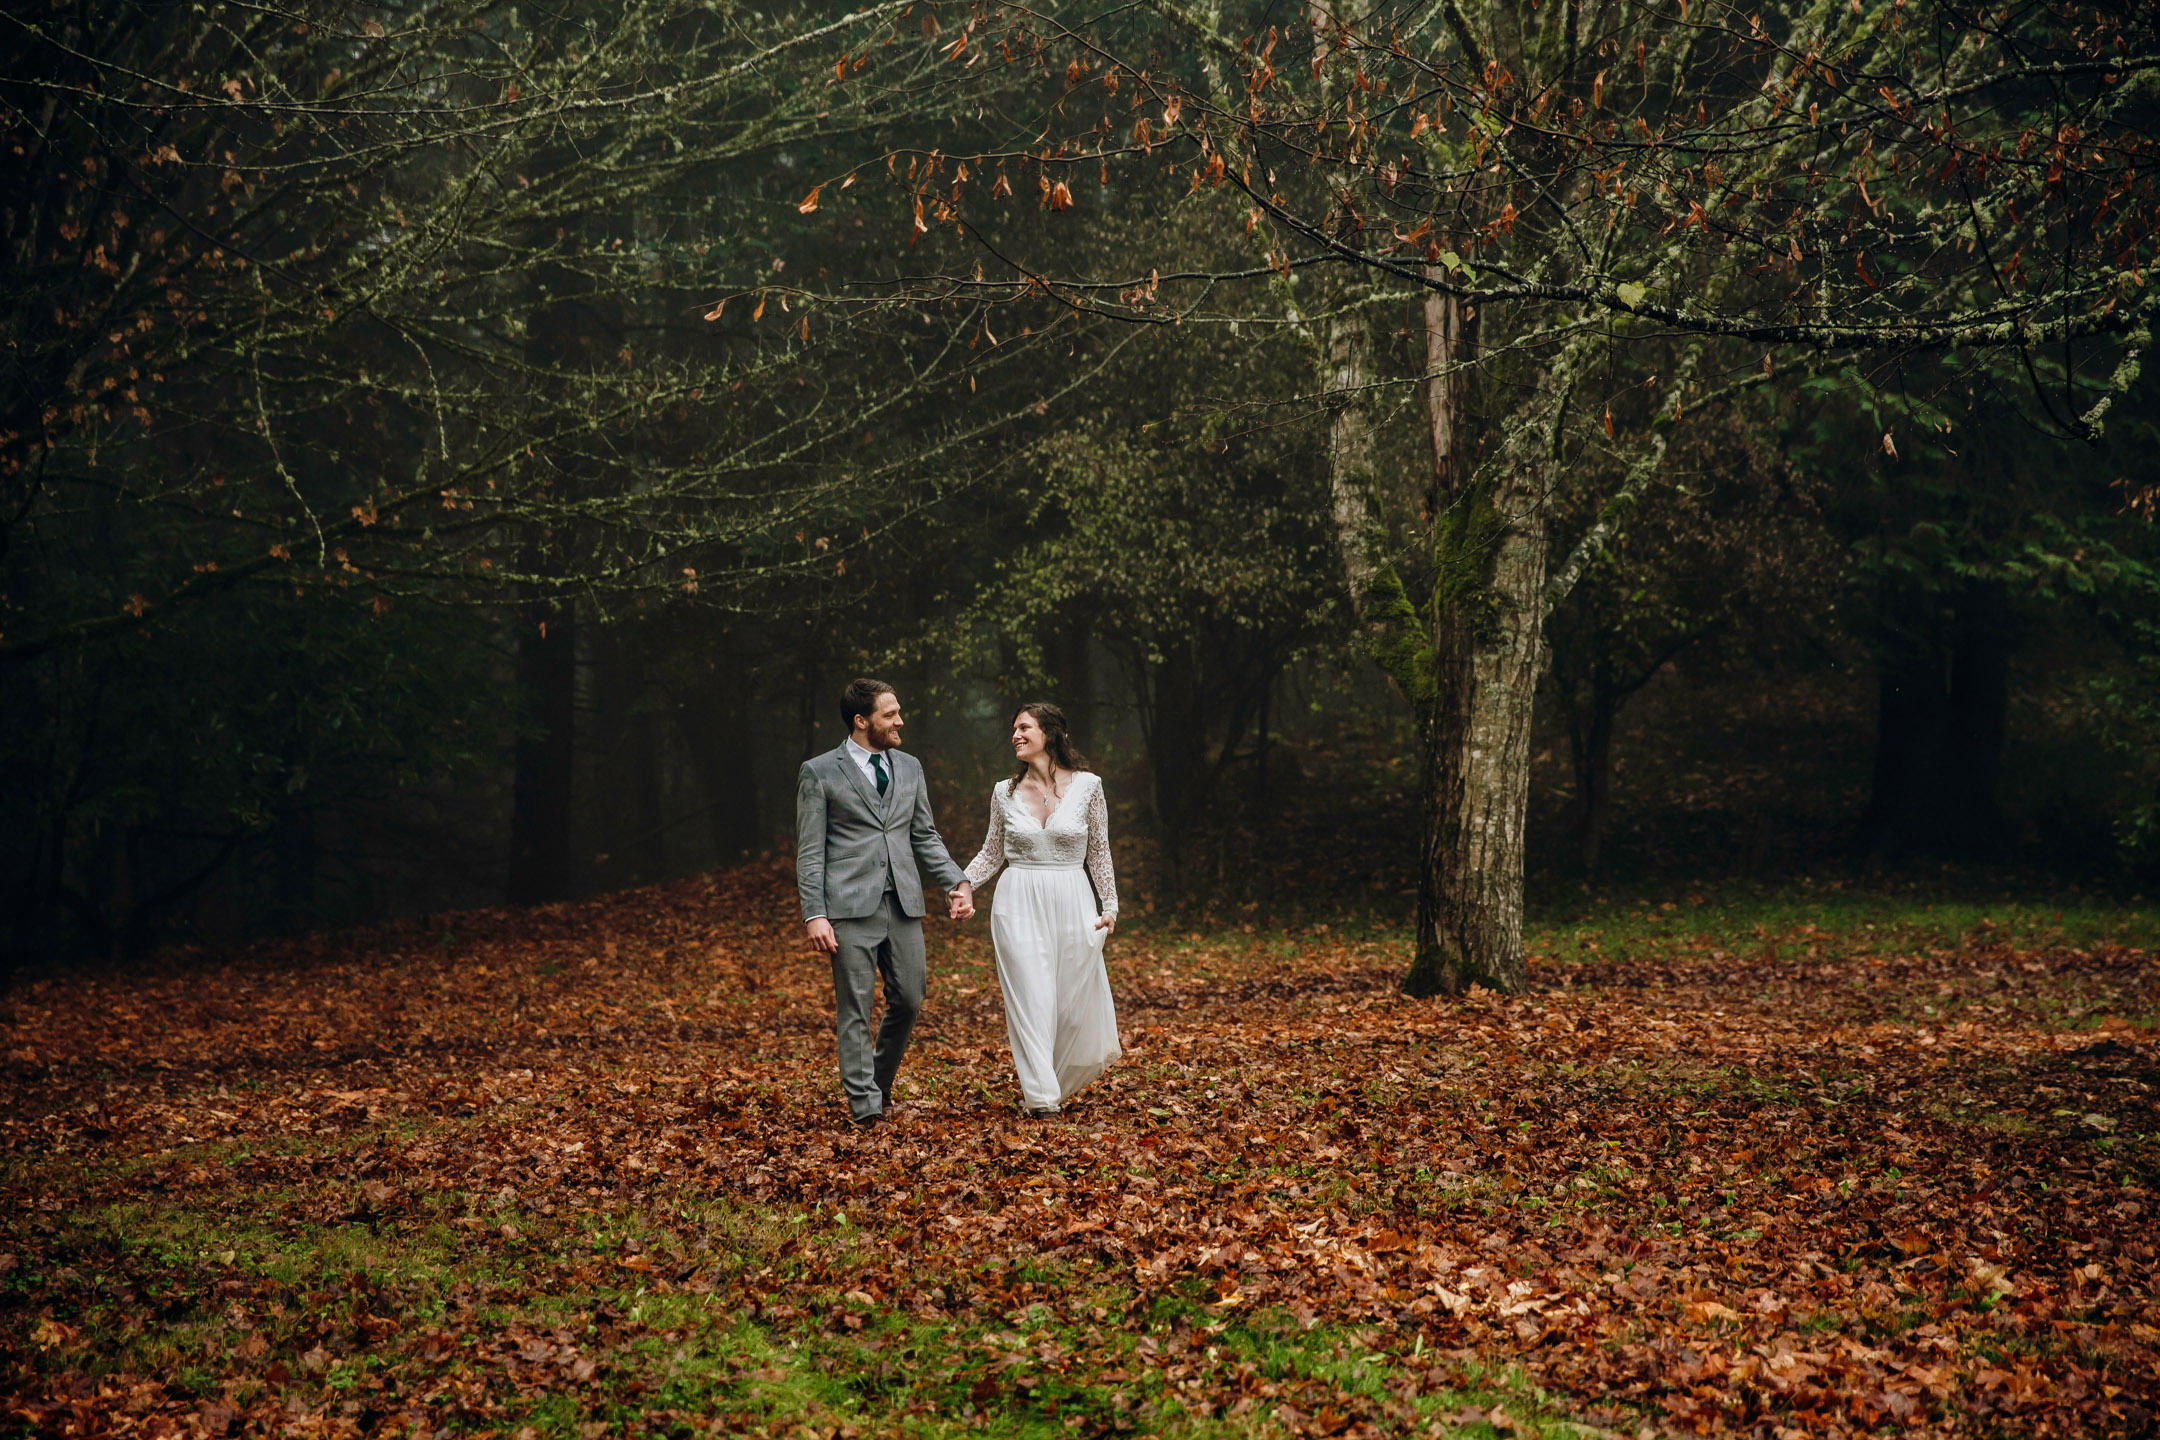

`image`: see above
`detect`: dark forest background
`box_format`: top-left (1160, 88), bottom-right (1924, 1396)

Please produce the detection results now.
top-left (13, 462), bottom-right (2154, 968)
top-left (6, 0), bottom-right (2159, 976)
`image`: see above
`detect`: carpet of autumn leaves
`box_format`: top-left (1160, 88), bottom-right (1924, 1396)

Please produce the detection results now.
top-left (2, 861), bottom-right (2156, 1440)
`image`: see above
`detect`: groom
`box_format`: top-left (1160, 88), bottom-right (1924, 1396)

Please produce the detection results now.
top-left (796, 679), bottom-right (974, 1126)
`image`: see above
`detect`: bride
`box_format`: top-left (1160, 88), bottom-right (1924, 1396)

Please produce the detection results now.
top-left (961, 702), bottom-right (1121, 1117)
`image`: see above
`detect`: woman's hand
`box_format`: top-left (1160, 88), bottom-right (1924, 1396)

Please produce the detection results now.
top-left (1093, 913), bottom-right (1116, 935)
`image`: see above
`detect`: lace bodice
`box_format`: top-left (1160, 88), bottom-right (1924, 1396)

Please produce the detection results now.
top-left (963, 771), bottom-right (1118, 918)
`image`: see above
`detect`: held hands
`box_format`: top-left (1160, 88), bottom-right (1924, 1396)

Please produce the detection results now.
top-left (810, 888), bottom-right (972, 949)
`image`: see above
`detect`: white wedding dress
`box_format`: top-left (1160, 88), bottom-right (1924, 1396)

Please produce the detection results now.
top-left (963, 772), bottom-right (1122, 1110)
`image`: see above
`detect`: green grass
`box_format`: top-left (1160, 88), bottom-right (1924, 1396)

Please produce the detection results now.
top-left (1112, 879), bottom-right (2153, 978)
top-left (1529, 886), bottom-right (2153, 962)
top-left (9, 1186), bottom-right (1609, 1439)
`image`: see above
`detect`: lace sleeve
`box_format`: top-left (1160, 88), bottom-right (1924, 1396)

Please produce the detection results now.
top-left (1084, 777), bottom-right (1118, 919)
top-left (962, 783), bottom-right (1008, 888)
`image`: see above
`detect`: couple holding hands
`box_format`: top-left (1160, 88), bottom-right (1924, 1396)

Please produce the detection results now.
top-left (795, 678), bottom-right (1122, 1125)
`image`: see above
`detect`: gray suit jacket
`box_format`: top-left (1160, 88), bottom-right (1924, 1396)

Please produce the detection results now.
top-left (795, 742), bottom-right (966, 922)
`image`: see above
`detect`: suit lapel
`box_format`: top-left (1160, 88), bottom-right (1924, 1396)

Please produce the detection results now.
top-left (885, 750), bottom-right (911, 821)
top-left (836, 742), bottom-right (887, 817)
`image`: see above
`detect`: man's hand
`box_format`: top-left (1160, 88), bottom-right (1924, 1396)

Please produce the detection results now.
top-left (948, 882), bottom-right (975, 921)
top-left (806, 917), bottom-right (838, 954)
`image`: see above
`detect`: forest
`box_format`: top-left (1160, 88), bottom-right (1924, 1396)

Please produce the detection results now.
top-left (2, 0), bottom-right (2158, 1434)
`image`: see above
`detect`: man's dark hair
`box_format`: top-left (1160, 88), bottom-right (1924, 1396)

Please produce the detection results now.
top-left (839, 678), bottom-right (896, 732)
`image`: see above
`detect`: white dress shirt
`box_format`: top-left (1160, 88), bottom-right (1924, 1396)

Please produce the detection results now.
top-left (846, 736), bottom-right (891, 794)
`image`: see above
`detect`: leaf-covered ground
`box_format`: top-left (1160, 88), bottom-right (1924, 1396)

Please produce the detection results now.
top-left (2, 864), bottom-right (2155, 1438)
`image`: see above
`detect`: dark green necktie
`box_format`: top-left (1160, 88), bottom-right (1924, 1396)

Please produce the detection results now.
top-left (869, 753), bottom-right (888, 797)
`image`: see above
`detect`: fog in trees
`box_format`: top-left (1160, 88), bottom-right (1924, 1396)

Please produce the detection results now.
top-left (5, 0), bottom-right (2158, 976)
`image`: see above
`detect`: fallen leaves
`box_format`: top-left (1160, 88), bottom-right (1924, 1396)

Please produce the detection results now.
top-left (0, 861), bottom-right (2153, 1437)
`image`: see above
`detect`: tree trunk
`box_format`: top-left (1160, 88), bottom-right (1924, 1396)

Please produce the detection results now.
top-left (1572, 685), bottom-right (1617, 875)
top-left (1943, 581), bottom-right (2010, 854)
top-left (1854, 581), bottom-right (2011, 862)
top-left (1142, 640), bottom-right (1205, 889)
top-left (1048, 613), bottom-right (1094, 725)
top-left (1325, 301), bottom-right (1383, 601)
top-left (1402, 463), bottom-right (1546, 997)
top-left (508, 596), bottom-right (577, 904)
top-left (508, 277), bottom-right (583, 905)
top-left (1312, 267), bottom-right (1542, 996)
top-left (1854, 664), bottom-right (1937, 861)
top-left (1421, 288), bottom-right (1464, 524)
top-left (272, 796), bottom-right (318, 933)
top-left (623, 704), bottom-right (665, 881)
top-left (797, 650), bottom-right (825, 764)
top-left (593, 623), bottom-right (665, 884)
top-left (675, 657), bottom-right (759, 862)
top-left (104, 821), bottom-right (130, 963)
top-left (1397, 283), bottom-right (1544, 997)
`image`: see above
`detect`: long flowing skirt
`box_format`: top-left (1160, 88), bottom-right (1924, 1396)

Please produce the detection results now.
top-left (989, 864), bottom-right (1121, 1108)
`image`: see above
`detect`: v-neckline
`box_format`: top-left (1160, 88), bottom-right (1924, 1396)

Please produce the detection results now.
top-left (1015, 773), bottom-right (1080, 830)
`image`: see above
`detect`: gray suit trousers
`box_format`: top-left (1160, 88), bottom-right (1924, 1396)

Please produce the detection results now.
top-left (830, 892), bottom-right (925, 1120)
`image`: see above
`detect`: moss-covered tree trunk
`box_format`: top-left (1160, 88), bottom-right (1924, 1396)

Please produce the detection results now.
top-left (1396, 285), bottom-right (1543, 996)
top-left (1402, 465), bottom-right (1545, 997)
top-left (1320, 269), bottom-right (1543, 995)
